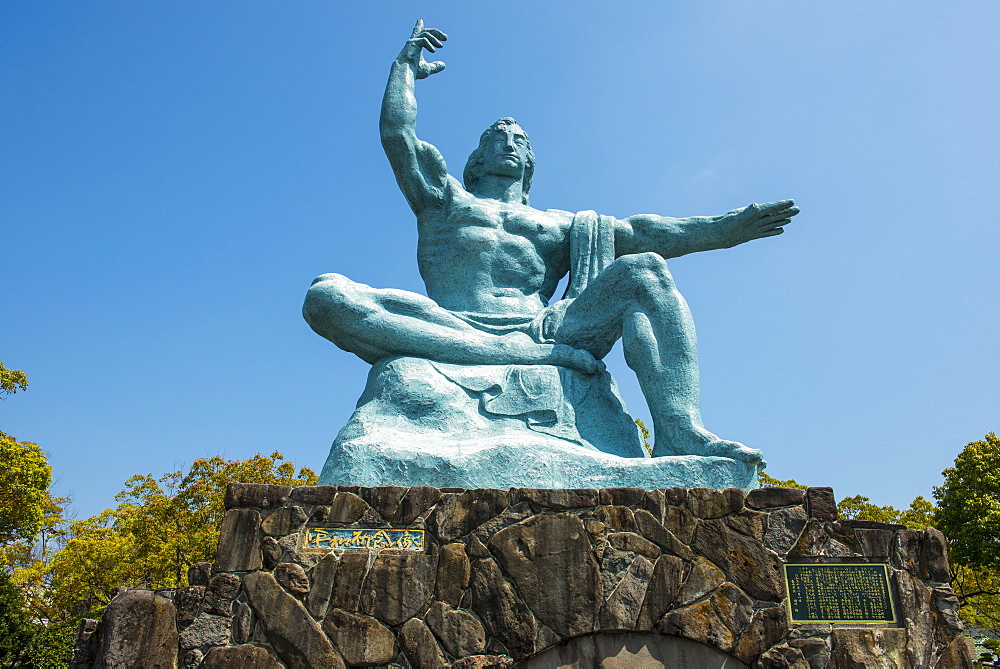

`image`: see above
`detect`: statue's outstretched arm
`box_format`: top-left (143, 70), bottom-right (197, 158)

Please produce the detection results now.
top-left (380, 20), bottom-right (452, 215)
top-left (614, 200), bottom-right (799, 258)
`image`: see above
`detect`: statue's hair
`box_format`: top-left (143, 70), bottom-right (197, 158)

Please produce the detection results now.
top-left (463, 118), bottom-right (535, 205)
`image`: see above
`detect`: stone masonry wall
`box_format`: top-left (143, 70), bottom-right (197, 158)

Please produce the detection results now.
top-left (71, 483), bottom-right (975, 668)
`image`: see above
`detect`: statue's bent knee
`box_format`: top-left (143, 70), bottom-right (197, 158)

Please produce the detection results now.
top-left (616, 252), bottom-right (675, 292)
top-left (303, 273), bottom-right (361, 333)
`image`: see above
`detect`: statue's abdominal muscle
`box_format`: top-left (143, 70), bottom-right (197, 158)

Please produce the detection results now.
top-left (419, 205), bottom-right (559, 313)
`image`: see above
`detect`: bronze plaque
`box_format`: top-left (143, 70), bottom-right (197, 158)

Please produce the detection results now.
top-left (783, 563), bottom-right (896, 624)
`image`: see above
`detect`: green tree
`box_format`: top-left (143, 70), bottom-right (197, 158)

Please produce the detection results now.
top-left (837, 494), bottom-right (937, 528)
top-left (932, 433), bottom-right (1000, 631)
top-left (0, 362), bottom-right (28, 399)
top-left (45, 452), bottom-right (317, 620)
top-left (0, 368), bottom-right (74, 667)
top-left (934, 433), bottom-right (1000, 571)
top-left (758, 472), bottom-right (808, 490)
top-left (0, 431), bottom-right (52, 551)
top-left (0, 571), bottom-right (35, 667)
top-left (757, 472), bottom-right (936, 528)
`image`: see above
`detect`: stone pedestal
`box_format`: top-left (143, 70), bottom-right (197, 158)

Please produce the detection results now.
top-left (72, 483), bottom-right (975, 668)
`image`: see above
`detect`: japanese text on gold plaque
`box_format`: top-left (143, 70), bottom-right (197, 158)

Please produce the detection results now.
top-left (302, 527), bottom-right (424, 551)
top-left (784, 563), bottom-right (896, 624)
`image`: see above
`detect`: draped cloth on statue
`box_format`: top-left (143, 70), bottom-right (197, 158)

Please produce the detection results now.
top-left (317, 211), bottom-right (759, 490)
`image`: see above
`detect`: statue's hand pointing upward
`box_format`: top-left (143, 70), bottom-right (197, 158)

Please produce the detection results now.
top-left (399, 20), bottom-right (448, 79)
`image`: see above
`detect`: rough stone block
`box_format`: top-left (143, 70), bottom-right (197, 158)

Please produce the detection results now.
top-left (470, 502), bottom-right (534, 546)
top-left (710, 583), bottom-right (754, 640)
top-left (763, 506), bottom-right (808, 556)
top-left (723, 488), bottom-right (745, 512)
top-left (214, 509), bottom-right (263, 572)
top-left (261, 536), bottom-right (281, 570)
top-left (174, 586), bottom-right (205, 628)
top-left (188, 561), bottom-right (212, 586)
top-left (322, 608), bottom-right (398, 666)
top-left (470, 557), bottom-right (539, 660)
top-left (203, 573), bottom-right (241, 616)
top-left (327, 491), bottom-right (370, 524)
top-left (599, 487), bottom-right (646, 507)
top-left (489, 512), bottom-right (599, 638)
top-left (662, 487), bottom-right (687, 506)
top-left (724, 508), bottom-right (766, 541)
top-left (429, 488), bottom-right (510, 542)
top-left (232, 602), bottom-right (252, 644)
top-left (260, 505), bottom-right (308, 537)
top-left (425, 600), bottom-right (488, 658)
top-left (745, 486), bottom-right (805, 509)
top-left (274, 562), bottom-right (310, 597)
top-left (592, 505), bottom-right (639, 533)
top-left (692, 518), bottom-right (783, 602)
top-left (451, 655), bottom-right (515, 668)
top-left (805, 486), bottom-right (837, 521)
top-left (607, 531), bottom-right (660, 560)
top-left (243, 571), bottom-right (345, 668)
top-left (329, 552), bottom-right (372, 610)
top-left (662, 504), bottom-right (698, 544)
top-left (201, 644), bottom-right (281, 668)
top-left (600, 554), bottom-right (654, 629)
top-left (657, 599), bottom-right (734, 654)
top-left (436, 542), bottom-right (472, 606)
top-left (921, 527), bottom-right (952, 583)
top-left (357, 485), bottom-right (409, 520)
top-left (676, 556), bottom-right (725, 607)
top-left (686, 488), bottom-right (731, 519)
top-left (830, 628), bottom-right (906, 668)
top-left (93, 590), bottom-right (178, 668)
top-left (633, 509), bottom-right (693, 560)
top-left (399, 618), bottom-right (448, 669)
top-left (306, 553), bottom-right (339, 619)
top-left (732, 605), bottom-right (787, 664)
top-left (179, 614), bottom-right (231, 651)
top-left (69, 618), bottom-right (99, 667)
top-left (289, 485), bottom-right (337, 505)
top-left (511, 487), bottom-right (598, 509)
top-left (636, 554), bottom-right (685, 631)
top-left (224, 483), bottom-right (291, 510)
top-left (392, 486), bottom-right (442, 523)
top-left (358, 550), bottom-right (438, 626)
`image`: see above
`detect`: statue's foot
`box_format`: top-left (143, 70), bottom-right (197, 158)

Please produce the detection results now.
top-left (652, 422), bottom-right (764, 465)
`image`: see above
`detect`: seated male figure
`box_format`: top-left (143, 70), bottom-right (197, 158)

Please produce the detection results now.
top-left (304, 21), bottom-right (798, 464)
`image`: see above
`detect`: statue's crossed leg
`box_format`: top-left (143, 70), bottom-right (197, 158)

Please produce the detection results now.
top-left (304, 254), bottom-right (763, 465)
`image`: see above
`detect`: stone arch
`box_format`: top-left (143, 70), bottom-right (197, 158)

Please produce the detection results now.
top-left (515, 632), bottom-right (747, 668)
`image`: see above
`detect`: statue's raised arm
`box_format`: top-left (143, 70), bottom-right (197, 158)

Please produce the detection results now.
top-left (614, 199), bottom-right (800, 258)
top-left (380, 20), bottom-right (452, 215)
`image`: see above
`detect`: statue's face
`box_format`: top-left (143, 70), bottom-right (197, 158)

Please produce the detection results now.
top-left (482, 123), bottom-right (530, 179)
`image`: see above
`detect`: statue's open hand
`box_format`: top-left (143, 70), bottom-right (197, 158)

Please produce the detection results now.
top-left (714, 199), bottom-right (799, 248)
top-left (402, 19), bottom-right (447, 79)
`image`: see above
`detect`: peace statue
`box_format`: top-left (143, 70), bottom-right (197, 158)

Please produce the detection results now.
top-left (304, 21), bottom-right (798, 490)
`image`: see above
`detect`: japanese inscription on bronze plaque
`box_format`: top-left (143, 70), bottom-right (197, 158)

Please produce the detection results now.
top-left (302, 527), bottom-right (425, 551)
top-left (783, 563), bottom-right (896, 624)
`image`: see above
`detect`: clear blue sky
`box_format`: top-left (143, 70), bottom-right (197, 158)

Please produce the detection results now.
top-left (3, 2), bottom-right (998, 521)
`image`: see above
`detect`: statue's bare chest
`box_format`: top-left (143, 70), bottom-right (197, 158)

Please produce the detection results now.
top-left (437, 199), bottom-right (565, 253)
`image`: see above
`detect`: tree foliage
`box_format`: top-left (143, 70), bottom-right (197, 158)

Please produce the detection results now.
top-left (0, 430), bottom-right (52, 550)
top-left (42, 452), bottom-right (317, 621)
top-left (932, 433), bottom-right (1000, 632)
top-left (0, 362), bottom-right (28, 399)
top-left (838, 494), bottom-right (937, 529)
top-left (758, 472), bottom-right (808, 490)
top-left (0, 367), bottom-right (74, 667)
top-left (934, 433), bottom-right (1000, 572)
